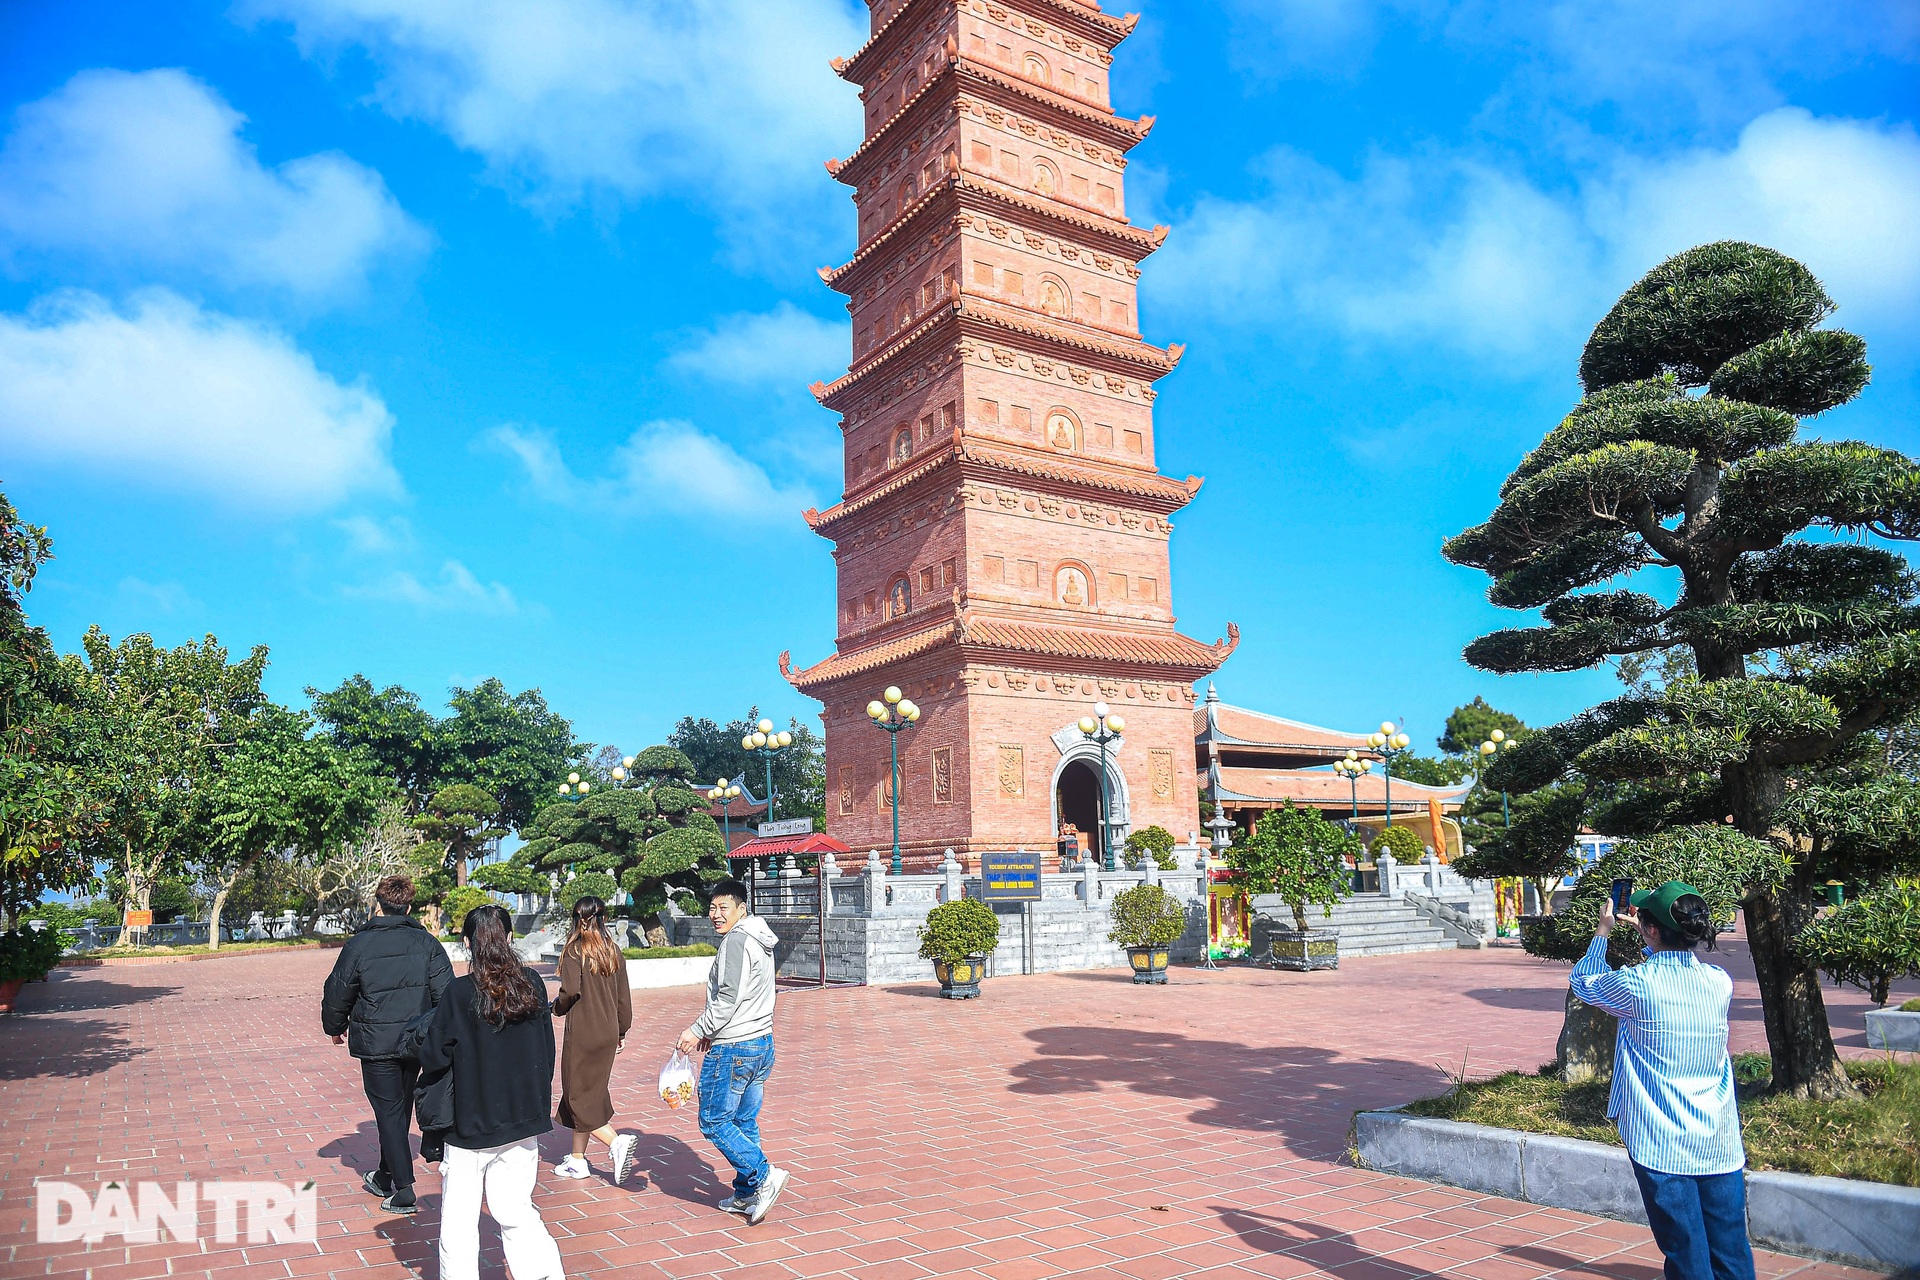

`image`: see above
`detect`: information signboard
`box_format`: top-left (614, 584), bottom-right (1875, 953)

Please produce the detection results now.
top-left (756, 817), bottom-right (813, 839)
top-left (122, 910), bottom-right (154, 928)
top-left (980, 851), bottom-right (1042, 903)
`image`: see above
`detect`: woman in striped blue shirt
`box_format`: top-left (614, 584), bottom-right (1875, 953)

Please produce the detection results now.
top-left (1571, 880), bottom-right (1756, 1280)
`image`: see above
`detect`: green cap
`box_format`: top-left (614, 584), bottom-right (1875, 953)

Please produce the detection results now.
top-left (1630, 880), bottom-right (1702, 933)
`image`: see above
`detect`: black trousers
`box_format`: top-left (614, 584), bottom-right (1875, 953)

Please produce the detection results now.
top-left (360, 1059), bottom-right (421, 1191)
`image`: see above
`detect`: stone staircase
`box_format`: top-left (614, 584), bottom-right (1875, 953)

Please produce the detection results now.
top-left (1318, 897), bottom-right (1459, 956)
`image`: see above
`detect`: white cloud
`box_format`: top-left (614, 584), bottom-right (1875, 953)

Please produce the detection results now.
top-left (334, 513), bottom-right (415, 554)
top-left (1152, 109), bottom-right (1920, 365)
top-left (486, 420), bottom-right (810, 519)
top-left (344, 559), bottom-right (520, 614)
top-left (0, 68), bottom-right (424, 300)
top-left (667, 302), bottom-right (848, 386)
top-left (0, 290), bottom-right (400, 508)
top-left (244, 0), bottom-right (863, 236)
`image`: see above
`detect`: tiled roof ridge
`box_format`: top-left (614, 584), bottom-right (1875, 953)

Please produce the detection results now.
top-left (1212, 702), bottom-right (1375, 745)
top-left (804, 442), bottom-right (961, 532)
top-left (780, 619), bottom-right (959, 690)
top-left (831, 56), bottom-right (1149, 190)
top-left (810, 297), bottom-right (1177, 409)
top-left (821, 173), bottom-right (1160, 294)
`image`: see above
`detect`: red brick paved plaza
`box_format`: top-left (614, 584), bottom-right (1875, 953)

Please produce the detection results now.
top-left (2, 941), bottom-right (1900, 1280)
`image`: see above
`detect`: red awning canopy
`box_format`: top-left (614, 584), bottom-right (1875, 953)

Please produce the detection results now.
top-left (728, 832), bottom-right (852, 860)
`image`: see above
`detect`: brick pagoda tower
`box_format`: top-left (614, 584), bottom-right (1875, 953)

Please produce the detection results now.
top-left (780, 0), bottom-right (1236, 867)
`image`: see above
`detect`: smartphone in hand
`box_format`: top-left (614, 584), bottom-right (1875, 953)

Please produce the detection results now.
top-left (1611, 878), bottom-right (1633, 914)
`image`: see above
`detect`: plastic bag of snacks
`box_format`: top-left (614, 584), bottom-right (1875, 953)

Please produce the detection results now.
top-left (658, 1050), bottom-right (697, 1110)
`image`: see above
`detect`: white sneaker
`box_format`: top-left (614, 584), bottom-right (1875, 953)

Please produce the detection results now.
top-left (553, 1156), bottom-right (591, 1180)
top-left (746, 1167), bottom-right (789, 1225)
top-left (610, 1133), bottom-right (638, 1186)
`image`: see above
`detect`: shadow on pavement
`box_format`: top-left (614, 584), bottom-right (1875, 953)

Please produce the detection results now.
top-left (1213, 1205), bottom-right (1448, 1279)
top-left (1012, 1025), bottom-right (1447, 1152)
top-left (1461, 986), bottom-right (1567, 1013)
top-left (1501, 1241), bottom-right (1662, 1280)
top-left (16, 972), bottom-right (180, 1013)
top-left (0, 993), bottom-right (161, 1080)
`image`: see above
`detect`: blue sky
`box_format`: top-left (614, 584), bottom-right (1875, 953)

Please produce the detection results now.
top-left (2, 0), bottom-right (1917, 757)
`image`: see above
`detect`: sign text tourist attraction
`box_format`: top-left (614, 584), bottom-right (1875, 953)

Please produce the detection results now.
top-left (757, 817), bottom-right (813, 839)
top-left (980, 852), bottom-right (1043, 903)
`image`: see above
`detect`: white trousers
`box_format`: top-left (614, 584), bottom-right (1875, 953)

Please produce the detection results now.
top-left (438, 1137), bottom-right (566, 1280)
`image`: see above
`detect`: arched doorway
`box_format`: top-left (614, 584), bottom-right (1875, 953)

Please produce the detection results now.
top-left (1055, 758), bottom-right (1104, 859)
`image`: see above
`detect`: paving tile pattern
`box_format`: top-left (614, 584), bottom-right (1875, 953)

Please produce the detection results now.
top-left (1, 937), bottom-right (1903, 1280)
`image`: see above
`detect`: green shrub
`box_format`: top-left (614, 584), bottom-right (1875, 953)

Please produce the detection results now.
top-left (1903, 997), bottom-right (1920, 1013)
top-left (556, 873), bottom-right (619, 911)
top-left (620, 943), bottom-right (718, 960)
top-left (918, 897), bottom-right (1000, 964)
top-left (0, 928), bottom-right (66, 982)
top-left (1123, 825), bottom-right (1179, 872)
top-left (442, 885), bottom-right (505, 933)
top-left (1107, 883), bottom-right (1186, 948)
top-left (23, 901), bottom-right (87, 934)
top-left (1798, 879), bottom-right (1920, 1006)
top-left (1371, 824), bottom-right (1424, 862)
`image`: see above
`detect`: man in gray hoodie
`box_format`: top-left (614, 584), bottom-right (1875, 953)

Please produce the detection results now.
top-left (677, 877), bottom-right (787, 1224)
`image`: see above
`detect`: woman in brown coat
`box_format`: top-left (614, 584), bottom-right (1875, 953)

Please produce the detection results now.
top-left (552, 895), bottom-right (637, 1185)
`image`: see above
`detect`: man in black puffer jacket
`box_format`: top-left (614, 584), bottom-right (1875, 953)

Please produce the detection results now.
top-left (321, 874), bottom-right (453, 1214)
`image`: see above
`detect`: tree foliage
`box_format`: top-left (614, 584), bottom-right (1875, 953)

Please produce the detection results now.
top-left (1123, 824), bottom-right (1178, 871)
top-left (1453, 782), bottom-right (1585, 914)
top-left (64, 627), bottom-right (269, 927)
top-left (308, 674), bottom-right (582, 832)
top-left (1107, 882), bottom-right (1187, 947)
top-left (1796, 879), bottom-right (1920, 1006)
top-left (1446, 241), bottom-right (1915, 1096)
top-left (199, 704), bottom-right (385, 946)
top-left (413, 784), bottom-right (507, 888)
top-left (669, 710), bottom-right (825, 827)
top-left (0, 487), bottom-right (96, 926)
top-left (1228, 801), bottom-right (1360, 931)
top-left (1440, 697), bottom-right (1528, 756)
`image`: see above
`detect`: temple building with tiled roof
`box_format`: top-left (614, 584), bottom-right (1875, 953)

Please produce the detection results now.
top-left (782, 0), bottom-right (1232, 866)
top-left (1195, 685), bottom-right (1473, 847)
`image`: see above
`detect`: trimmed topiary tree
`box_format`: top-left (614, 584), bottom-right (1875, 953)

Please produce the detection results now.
top-left (1371, 823), bottom-right (1423, 864)
top-left (1123, 825), bottom-right (1178, 871)
top-left (441, 885), bottom-right (504, 934)
top-left (1452, 782), bottom-right (1585, 916)
top-left (1445, 241), bottom-right (1920, 1098)
top-left (519, 744), bottom-right (727, 940)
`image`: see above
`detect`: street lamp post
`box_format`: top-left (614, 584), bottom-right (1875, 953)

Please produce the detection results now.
top-left (1478, 729), bottom-right (1519, 827)
top-left (868, 687), bottom-right (921, 874)
top-left (556, 771), bottom-right (592, 799)
top-left (741, 718), bottom-right (794, 824)
top-left (1077, 703), bottom-right (1126, 872)
top-left (1365, 722), bottom-right (1413, 826)
top-left (707, 778), bottom-right (743, 856)
top-left (1333, 750), bottom-right (1372, 821)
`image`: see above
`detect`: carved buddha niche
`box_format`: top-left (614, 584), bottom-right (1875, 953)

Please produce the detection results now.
top-left (1046, 411), bottom-right (1078, 452)
top-left (1056, 565), bottom-right (1090, 608)
top-left (888, 576), bottom-right (912, 618)
top-left (1032, 161), bottom-right (1058, 197)
top-left (1040, 276), bottom-right (1069, 318)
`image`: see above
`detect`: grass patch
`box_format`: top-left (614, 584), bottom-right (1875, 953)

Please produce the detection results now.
top-left (622, 944), bottom-right (716, 960)
top-left (1401, 1052), bottom-right (1920, 1186)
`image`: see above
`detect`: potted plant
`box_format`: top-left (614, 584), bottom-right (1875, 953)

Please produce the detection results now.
top-left (0, 926), bottom-right (67, 1013)
top-left (1107, 883), bottom-right (1186, 984)
top-left (1227, 802), bottom-right (1358, 971)
top-left (918, 897), bottom-right (1000, 999)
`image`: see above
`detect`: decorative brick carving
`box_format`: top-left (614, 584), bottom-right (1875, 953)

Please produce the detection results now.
top-left (1150, 749), bottom-right (1174, 800)
top-left (839, 765), bottom-right (856, 815)
top-left (932, 747), bottom-right (953, 803)
top-left (998, 745), bottom-right (1025, 798)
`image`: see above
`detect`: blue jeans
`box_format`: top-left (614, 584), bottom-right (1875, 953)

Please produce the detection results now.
top-left (1630, 1162), bottom-right (1756, 1280)
top-left (698, 1036), bottom-right (775, 1198)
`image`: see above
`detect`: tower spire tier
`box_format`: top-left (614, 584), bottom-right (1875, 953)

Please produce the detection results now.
top-left (787, 0), bottom-right (1234, 866)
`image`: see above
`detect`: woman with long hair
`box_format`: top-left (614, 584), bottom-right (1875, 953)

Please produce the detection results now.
top-left (415, 905), bottom-right (565, 1280)
top-left (552, 895), bottom-right (637, 1183)
top-left (1573, 881), bottom-right (1755, 1280)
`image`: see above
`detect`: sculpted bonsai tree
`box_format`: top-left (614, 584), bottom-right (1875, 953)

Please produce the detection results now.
top-left (1452, 782), bottom-right (1585, 917)
top-left (519, 744), bottom-right (727, 943)
top-left (1796, 878), bottom-right (1920, 1007)
top-left (1446, 240), bottom-right (1920, 1097)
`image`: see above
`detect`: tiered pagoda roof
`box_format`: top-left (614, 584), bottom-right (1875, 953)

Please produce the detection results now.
top-left (835, 0), bottom-right (1137, 85)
